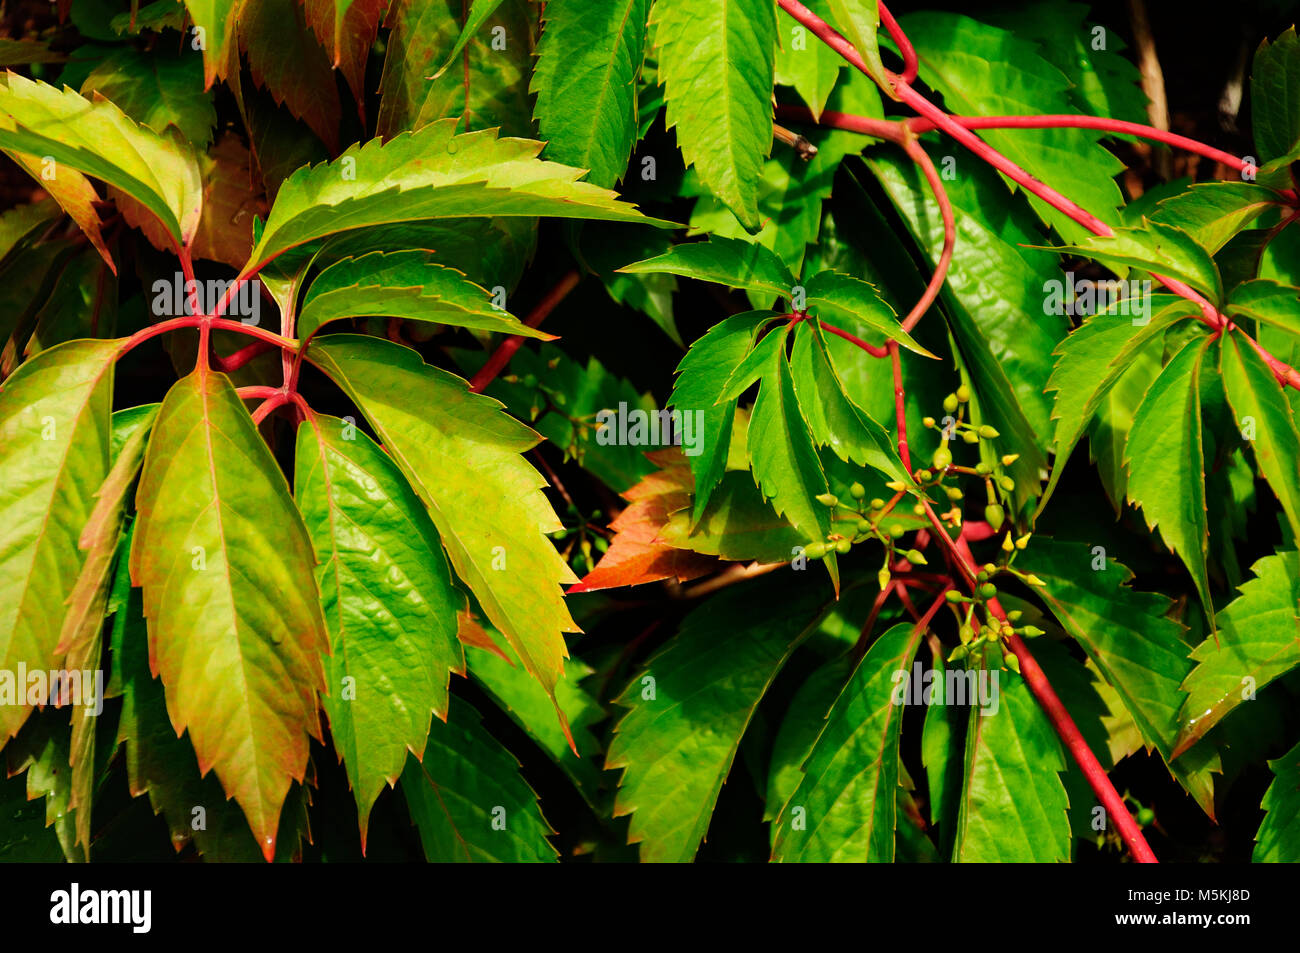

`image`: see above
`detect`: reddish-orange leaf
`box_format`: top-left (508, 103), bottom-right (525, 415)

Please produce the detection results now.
top-left (569, 449), bottom-right (718, 593)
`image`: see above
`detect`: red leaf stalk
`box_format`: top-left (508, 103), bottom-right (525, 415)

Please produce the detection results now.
top-left (469, 269), bottom-right (581, 393)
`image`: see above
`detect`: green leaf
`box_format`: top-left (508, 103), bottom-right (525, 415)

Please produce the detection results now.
top-left (60, 404), bottom-right (157, 851)
top-left (685, 71), bottom-right (881, 277)
top-left (112, 0), bottom-right (190, 36)
top-left (804, 270), bottom-right (933, 357)
top-left (900, 11), bottom-right (1124, 245)
top-left (775, 0), bottom-right (841, 119)
top-left (0, 339), bottom-right (117, 743)
top-left (864, 149), bottom-right (1053, 510)
top-left (1027, 537), bottom-right (1218, 814)
top-left (246, 120), bottom-right (667, 273)
top-left (607, 578), bottom-right (833, 861)
top-left (0, 198), bottom-right (60, 267)
top-left (468, 343), bottom-right (657, 494)
top-left (985, 1), bottom-right (1148, 124)
top-left (464, 639), bottom-right (605, 809)
top-left (81, 47), bottom-right (217, 148)
top-left (789, 321), bottom-right (910, 484)
top-left (297, 250), bottom-right (549, 342)
top-left (1175, 550), bottom-right (1300, 756)
top-left (621, 236), bottom-right (795, 301)
top-left (0, 764), bottom-right (65, 861)
top-left (764, 655), bottom-right (853, 824)
top-left (428, 0), bottom-right (507, 79)
top-left (1221, 331), bottom-right (1300, 542)
top-left (669, 312), bottom-right (771, 520)
top-left (532, 0), bottom-right (648, 188)
top-left (1252, 27), bottom-right (1300, 162)
top-left (378, 0), bottom-right (536, 141)
top-left (1040, 221), bottom-right (1223, 304)
top-left (181, 0), bottom-right (244, 87)
top-left (652, 0), bottom-right (776, 231)
top-left (745, 328), bottom-right (836, 571)
top-left (772, 622), bottom-right (922, 861)
top-left (129, 367), bottom-right (328, 859)
top-left (1087, 345), bottom-right (1161, 512)
top-left (0, 74), bottom-right (201, 245)
top-left (1124, 333), bottom-right (1215, 622)
top-left (400, 697), bottom-right (557, 862)
top-left (1041, 296), bottom-right (1197, 511)
top-left (1149, 183), bottom-right (1281, 255)
top-left (952, 672), bottom-right (1071, 862)
top-left (6, 713), bottom-right (84, 861)
top-left (1227, 279), bottom-right (1300, 337)
top-left (825, 0), bottom-right (889, 95)
top-left (659, 469), bottom-right (805, 564)
top-left (867, 146), bottom-right (1064, 436)
top-left (1254, 737), bottom-right (1300, 862)
top-left (114, 571), bottom-right (312, 861)
top-left (306, 335), bottom-right (580, 711)
top-left (294, 415), bottom-right (464, 837)
top-left (921, 653), bottom-right (965, 850)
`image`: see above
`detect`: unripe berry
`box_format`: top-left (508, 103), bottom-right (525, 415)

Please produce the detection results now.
top-left (974, 462), bottom-right (991, 475)
top-left (984, 503), bottom-right (1004, 532)
top-left (956, 384), bottom-right (971, 402)
top-left (978, 582), bottom-right (997, 599)
top-left (856, 518), bottom-right (872, 534)
top-left (904, 549), bottom-right (927, 565)
top-left (945, 590), bottom-right (965, 604)
top-left (835, 538), bottom-right (852, 555)
top-left (816, 492), bottom-right (839, 507)
top-left (999, 475), bottom-right (1016, 493)
top-left (804, 541), bottom-right (826, 559)
top-left (977, 425), bottom-right (1000, 439)
top-left (922, 416), bottom-right (936, 428)
top-left (946, 486), bottom-right (963, 500)
top-left (1001, 453), bottom-right (1020, 466)
top-left (870, 498), bottom-right (885, 509)
top-left (915, 469), bottom-right (932, 482)
top-left (889, 524), bottom-right (905, 538)
top-left (943, 393), bottom-right (959, 413)
top-left (849, 482), bottom-right (866, 499)
top-left (932, 445), bottom-right (952, 470)
top-left (961, 430), bottom-right (979, 444)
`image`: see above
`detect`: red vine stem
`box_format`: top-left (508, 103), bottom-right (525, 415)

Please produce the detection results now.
top-left (877, 1), bottom-right (917, 86)
top-left (777, 104), bottom-right (1295, 203)
top-left (906, 114), bottom-right (1283, 191)
top-left (468, 269), bottom-right (580, 393)
top-left (822, 319), bottom-right (888, 357)
top-left (952, 537), bottom-right (1158, 864)
top-left (119, 316), bottom-right (296, 360)
top-left (778, 0), bottom-right (1300, 392)
top-left (778, 0), bottom-right (1162, 862)
top-left (889, 342), bottom-right (911, 470)
top-left (898, 134), bottom-right (955, 332)
top-left (215, 339), bottom-right (276, 373)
